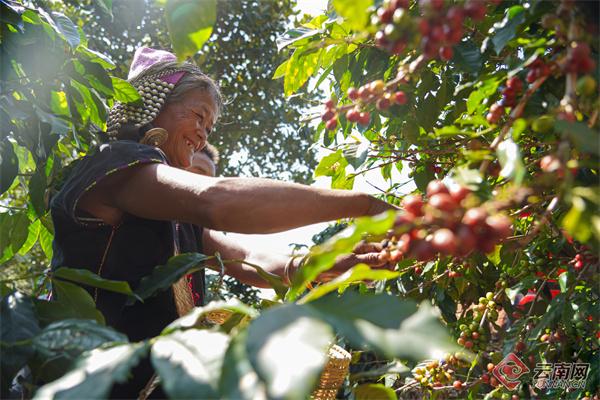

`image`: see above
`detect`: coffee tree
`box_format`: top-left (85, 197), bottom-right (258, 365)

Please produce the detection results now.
top-left (0, 0), bottom-right (598, 399)
top-left (276, 0), bottom-right (599, 398)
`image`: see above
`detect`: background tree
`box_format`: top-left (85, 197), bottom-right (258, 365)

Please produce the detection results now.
top-left (33, 0), bottom-right (318, 181)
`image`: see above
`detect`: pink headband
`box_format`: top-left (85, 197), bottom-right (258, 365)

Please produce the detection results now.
top-left (128, 47), bottom-right (185, 84)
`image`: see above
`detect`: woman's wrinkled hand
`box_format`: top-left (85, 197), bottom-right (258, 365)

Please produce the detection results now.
top-left (317, 240), bottom-right (396, 281)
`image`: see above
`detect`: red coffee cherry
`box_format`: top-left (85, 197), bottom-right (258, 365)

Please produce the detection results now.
top-left (326, 118), bottom-right (338, 130)
top-left (346, 108), bottom-right (360, 123)
top-left (526, 69), bottom-right (538, 83)
top-left (432, 228), bottom-right (457, 254)
top-left (447, 7), bottom-right (464, 27)
top-left (453, 380), bottom-right (463, 390)
top-left (418, 18), bottom-right (430, 35)
top-left (426, 180), bottom-right (449, 196)
top-left (486, 214), bottom-right (512, 240)
top-left (455, 225), bottom-right (476, 256)
top-left (449, 185), bottom-right (470, 203)
top-left (358, 86), bottom-right (371, 101)
top-left (462, 207), bottom-right (488, 227)
top-left (464, 0), bottom-right (486, 20)
top-left (439, 46), bottom-right (453, 61)
top-left (347, 87), bottom-right (359, 100)
top-left (358, 112), bottom-right (371, 126)
top-left (429, 193), bottom-right (458, 212)
top-left (506, 76), bottom-right (523, 92)
top-left (394, 91), bottom-right (407, 105)
top-left (411, 240), bottom-right (435, 262)
top-left (377, 7), bottom-right (394, 24)
top-left (402, 194), bottom-right (424, 216)
top-left (321, 110), bottom-right (335, 122)
top-left (376, 97), bottom-right (392, 110)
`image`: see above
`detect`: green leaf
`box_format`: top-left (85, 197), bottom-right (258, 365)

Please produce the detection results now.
top-left (562, 196), bottom-right (592, 243)
top-left (491, 6), bottom-right (525, 55)
top-left (163, 298), bottom-right (259, 334)
top-left (0, 292), bottom-right (40, 389)
top-left (276, 26), bottom-right (322, 51)
top-left (287, 211), bottom-right (396, 301)
top-left (558, 271), bottom-right (569, 293)
top-left (53, 268), bottom-right (137, 299)
top-left (51, 279), bottom-right (105, 324)
top-left (78, 46), bottom-right (115, 70)
top-left (272, 60), bottom-right (288, 79)
top-left (416, 95), bottom-right (439, 132)
top-left (333, 0), bottom-right (373, 31)
top-left (93, 0), bottom-right (113, 17)
top-left (151, 330), bottom-right (229, 399)
top-left (219, 330), bottom-right (267, 400)
top-left (110, 77), bottom-right (142, 105)
top-left (132, 253), bottom-right (210, 302)
top-left (39, 222), bottom-right (54, 260)
top-left (284, 47), bottom-right (323, 96)
top-left (511, 118), bottom-right (528, 140)
top-left (308, 291), bottom-right (457, 360)
top-left (9, 212), bottom-right (29, 255)
top-left (18, 219), bottom-right (40, 256)
top-left (466, 78), bottom-right (500, 115)
top-left (33, 342), bottom-right (147, 400)
top-left (0, 139), bottom-right (18, 195)
top-left (527, 294), bottom-right (566, 340)
top-left (452, 40), bottom-right (483, 73)
top-left (165, 0), bottom-right (217, 61)
top-left (554, 120), bottom-right (600, 156)
top-left (343, 141), bottom-right (369, 170)
top-left (246, 303), bottom-right (333, 400)
top-left (50, 12), bottom-right (80, 48)
top-left (497, 138), bottom-right (525, 184)
top-left (70, 80), bottom-right (103, 127)
top-left (81, 61), bottom-right (114, 97)
top-left (354, 383), bottom-right (397, 400)
top-left (32, 319), bottom-right (127, 381)
top-left (413, 166), bottom-right (435, 193)
top-left (299, 264), bottom-right (400, 304)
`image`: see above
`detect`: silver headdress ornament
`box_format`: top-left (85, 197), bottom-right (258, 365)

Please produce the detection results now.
top-left (105, 47), bottom-right (204, 142)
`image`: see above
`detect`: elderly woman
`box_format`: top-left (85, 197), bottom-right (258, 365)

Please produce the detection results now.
top-left (50, 47), bottom-right (393, 397)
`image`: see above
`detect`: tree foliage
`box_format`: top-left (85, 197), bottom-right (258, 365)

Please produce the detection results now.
top-left (1, 0), bottom-right (599, 399)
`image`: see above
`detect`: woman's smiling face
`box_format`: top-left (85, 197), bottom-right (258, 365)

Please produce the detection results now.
top-left (153, 88), bottom-right (217, 169)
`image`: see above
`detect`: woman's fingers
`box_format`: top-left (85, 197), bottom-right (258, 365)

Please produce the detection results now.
top-left (353, 240), bottom-right (383, 254)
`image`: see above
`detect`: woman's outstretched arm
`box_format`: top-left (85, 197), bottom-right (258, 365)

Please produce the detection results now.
top-left (79, 162), bottom-right (395, 233)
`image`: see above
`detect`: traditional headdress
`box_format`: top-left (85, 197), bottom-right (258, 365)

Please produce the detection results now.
top-left (105, 47), bottom-right (205, 141)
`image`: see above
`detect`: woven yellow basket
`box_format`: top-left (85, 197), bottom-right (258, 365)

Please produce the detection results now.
top-left (311, 344), bottom-right (351, 400)
top-left (204, 309), bottom-right (234, 324)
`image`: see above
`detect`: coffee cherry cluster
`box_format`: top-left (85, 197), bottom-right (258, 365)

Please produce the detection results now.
top-left (564, 42), bottom-right (596, 74)
top-left (372, 0), bottom-right (412, 55)
top-left (418, 0), bottom-right (490, 61)
top-left (474, 292), bottom-right (499, 323)
top-left (321, 98), bottom-right (339, 130)
top-left (412, 355), bottom-right (469, 389)
top-left (387, 180), bottom-right (512, 262)
top-left (457, 320), bottom-right (489, 351)
top-left (526, 57), bottom-right (551, 83)
top-left (348, 80), bottom-right (408, 113)
top-left (486, 76), bottom-right (524, 124)
top-left (371, 0), bottom-right (498, 61)
top-left (321, 79), bottom-right (409, 131)
top-left (568, 248), bottom-right (596, 271)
